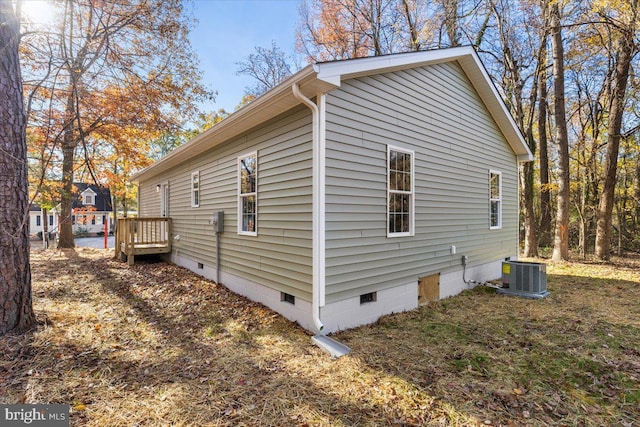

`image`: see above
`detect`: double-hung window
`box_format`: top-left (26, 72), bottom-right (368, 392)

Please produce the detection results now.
top-left (387, 146), bottom-right (414, 237)
top-left (238, 152), bottom-right (257, 235)
top-left (489, 170), bottom-right (502, 229)
top-left (191, 171), bottom-right (200, 208)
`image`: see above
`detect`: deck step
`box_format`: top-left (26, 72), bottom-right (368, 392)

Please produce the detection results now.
top-left (311, 335), bottom-right (351, 358)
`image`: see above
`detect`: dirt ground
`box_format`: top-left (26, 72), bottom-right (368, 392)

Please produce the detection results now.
top-left (1, 248), bottom-right (638, 426)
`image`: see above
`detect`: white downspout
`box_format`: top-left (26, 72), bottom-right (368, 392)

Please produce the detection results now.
top-left (292, 82), bottom-right (324, 333)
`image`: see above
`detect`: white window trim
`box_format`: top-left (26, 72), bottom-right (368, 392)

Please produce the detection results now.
top-left (387, 145), bottom-right (415, 238)
top-left (81, 189), bottom-right (96, 206)
top-left (489, 169), bottom-right (502, 230)
top-left (191, 171), bottom-right (200, 208)
top-left (237, 151), bottom-right (258, 236)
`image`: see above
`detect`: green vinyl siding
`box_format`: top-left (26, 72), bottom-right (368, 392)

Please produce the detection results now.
top-left (137, 106), bottom-right (314, 301)
top-left (324, 61), bottom-right (518, 303)
top-left (138, 181), bottom-right (161, 217)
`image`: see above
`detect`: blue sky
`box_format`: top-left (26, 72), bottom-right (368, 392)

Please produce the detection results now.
top-left (190, 0), bottom-right (303, 113)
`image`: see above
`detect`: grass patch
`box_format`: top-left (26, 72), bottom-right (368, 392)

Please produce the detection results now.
top-left (0, 248), bottom-right (638, 426)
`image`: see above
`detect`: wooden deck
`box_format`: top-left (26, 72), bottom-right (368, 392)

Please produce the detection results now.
top-left (115, 217), bottom-right (171, 265)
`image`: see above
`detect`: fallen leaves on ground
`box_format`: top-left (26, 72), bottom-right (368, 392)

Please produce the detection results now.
top-left (0, 248), bottom-right (638, 426)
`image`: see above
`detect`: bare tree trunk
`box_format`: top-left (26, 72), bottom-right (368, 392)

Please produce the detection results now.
top-left (578, 213), bottom-right (586, 258)
top-left (615, 173), bottom-right (627, 257)
top-left (442, 0), bottom-right (460, 47)
top-left (577, 145), bottom-right (588, 258)
top-left (574, 121), bottom-right (587, 257)
top-left (371, 0), bottom-right (382, 55)
top-left (401, 0), bottom-right (420, 51)
top-left (523, 70), bottom-right (539, 258)
top-left (617, 219), bottom-right (623, 256)
top-left (550, 2), bottom-right (570, 261)
top-left (58, 89), bottom-right (77, 248)
top-left (538, 43), bottom-right (552, 247)
top-left (41, 207), bottom-right (49, 249)
top-left (522, 161), bottom-right (538, 256)
top-left (58, 145), bottom-right (76, 248)
top-left (0, 1), bottom-right (36, 335)
top-left (636, 145), bottom-right (640, 232)
top-left (595, 25), bottom-right (636, 260)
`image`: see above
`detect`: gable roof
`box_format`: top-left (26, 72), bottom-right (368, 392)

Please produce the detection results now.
top-left (132, 46), bottom-right (532, 183)
top-left (72, 183), bottom-right (112, 212)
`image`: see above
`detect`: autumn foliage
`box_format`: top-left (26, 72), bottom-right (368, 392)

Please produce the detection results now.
top-left (298, 0), bottom-right (640, 259)
top-left (20, 0), bottom-right (212, 245)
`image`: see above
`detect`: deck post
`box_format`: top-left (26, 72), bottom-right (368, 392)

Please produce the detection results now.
top-left (128, 218), bottom-right (135, 266)
top-left (167, 218), bottom-right (172, 251)
top-left (115, 218), bottom-right (122, 259)
top-left (114, 218), bottom-right (119, 259)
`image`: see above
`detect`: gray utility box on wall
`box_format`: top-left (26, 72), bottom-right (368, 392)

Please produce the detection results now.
top-left (498, 261), bottom-right (549, 299)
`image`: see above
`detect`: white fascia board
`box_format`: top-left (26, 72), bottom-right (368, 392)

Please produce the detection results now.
top-left (458, 53), bottom-right (534, 162)
top-left (131, 65), bottom-right (334, 183)
top-left (315, 46), bottom-right (474, 85)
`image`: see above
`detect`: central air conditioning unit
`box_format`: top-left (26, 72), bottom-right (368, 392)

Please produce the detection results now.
top-left (498, 260), bottom-right (549, 299)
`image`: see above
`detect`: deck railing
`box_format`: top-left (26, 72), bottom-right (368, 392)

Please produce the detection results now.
top-left (115, 217), bottom-right (171, 265)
